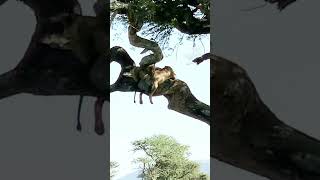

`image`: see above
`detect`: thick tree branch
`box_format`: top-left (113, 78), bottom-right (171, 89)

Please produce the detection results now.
top-left (127, 6), bottom-right (164, 67)
top-left (110, 46), bottom-right (210, 124)
top-left (0, 69), bottom-right (22, 99)
top-left (2, 46), bottom-right (106, 98)
top-left (0, 0), bottom-right (108, 100)
top-left (265, 0), bottom-right (297, 10)
top-left (211, 55), bottom-right (320, 180)
top-left (164, 80), bottom-right (210, 124)
top-left (0, 0), bottom-right (108, 135)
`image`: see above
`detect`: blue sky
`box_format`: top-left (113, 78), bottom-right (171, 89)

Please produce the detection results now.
top-left (110, 18), bottom-right (210, 179)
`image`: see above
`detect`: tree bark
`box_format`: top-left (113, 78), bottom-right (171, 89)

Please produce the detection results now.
top-left (212, 55), bottom-right (320, 180)
top-left (0, 0), bottom-right (108, 101)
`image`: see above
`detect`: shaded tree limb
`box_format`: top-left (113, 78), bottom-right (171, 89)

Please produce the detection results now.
top-left (0, 69), bottom-right (23, 99)
top-left (0, 45), bottom-right (106, 100)
top-left (0, 0), bottom-right (109, 136)
top-left (110, 46), bottom-right (210, 125)
top-left (265, 0), bottom-right (297, 10)
top-left (0, 0), bottom-right (108, 100)
top-left (206, 54), bottom-right (320, 180)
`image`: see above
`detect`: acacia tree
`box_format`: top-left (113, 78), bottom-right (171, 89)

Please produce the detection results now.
top-left (132, 135), bottom-right (209, 179)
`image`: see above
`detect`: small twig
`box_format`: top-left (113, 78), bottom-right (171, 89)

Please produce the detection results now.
top-left (110, 12), bottom-right (117, 27)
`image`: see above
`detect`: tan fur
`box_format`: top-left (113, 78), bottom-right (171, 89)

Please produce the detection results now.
top-left (133, 65), bottom-right (176, 104)
top-left (149, 66), bottom-right (175, 104)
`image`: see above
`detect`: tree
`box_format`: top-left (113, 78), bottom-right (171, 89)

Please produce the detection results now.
top-left (111, 0), bottom-right (210, 34)
top-left (110, 0), bottom-right (210, 125)
top-left (193, 53), bottom-right (320, 180)
top-left (110, 161), bottom-right (120, 179)
top-left (110, 2), bottom-right (210, 177)
top-left (132, 135), bottom-right (209, 179)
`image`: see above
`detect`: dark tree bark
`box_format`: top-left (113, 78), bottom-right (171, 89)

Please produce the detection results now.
top-left (265, 0), bottom-right (297, 10)
top-left (211, 55), bottom-right (320, 180)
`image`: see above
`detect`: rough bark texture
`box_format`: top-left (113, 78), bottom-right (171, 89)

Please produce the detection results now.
top-left (212, 55), bottom-right (320, 180)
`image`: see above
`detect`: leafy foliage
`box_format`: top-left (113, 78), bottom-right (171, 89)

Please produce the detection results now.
top-left (132, 135), bottom-right (209, 179)
top-left (111, 0), bottom-right (209, 48)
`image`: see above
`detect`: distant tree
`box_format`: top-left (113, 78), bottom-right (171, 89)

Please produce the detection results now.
top-left (132, 135), bottom-right (209, 180)
top-left (110, 161), bottom-right (120, 179)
